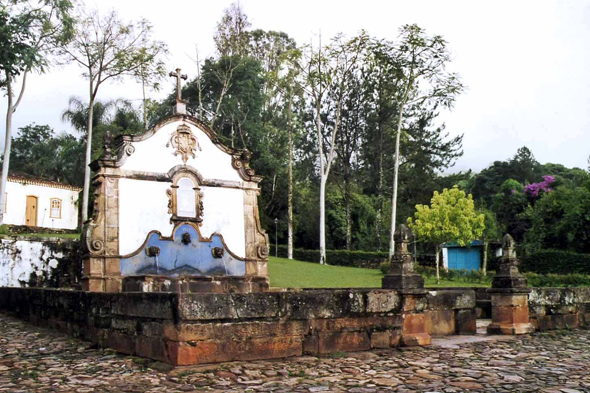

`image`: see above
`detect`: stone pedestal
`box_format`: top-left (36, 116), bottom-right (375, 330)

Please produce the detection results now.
top-left (382, 225), bottom-right (424, 291)
top-left (382, 225), bottom-right (430, 346)
top-left (487, 234), bottom-right (534, 335)
top-left (400, 289), bottom-right (431, 346)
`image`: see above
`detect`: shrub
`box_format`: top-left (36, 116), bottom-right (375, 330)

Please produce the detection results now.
top-left (379, 261), bottom-right (390, 275)
top-left (521, 249), bottom-right (590, 275)
top-left (525, 272), bottom-right (590, 287)
top-left (270, 245), bottom-right (389, 269)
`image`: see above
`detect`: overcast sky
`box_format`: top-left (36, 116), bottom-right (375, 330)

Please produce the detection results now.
top-left (1, 0), bottom-right (589, 174)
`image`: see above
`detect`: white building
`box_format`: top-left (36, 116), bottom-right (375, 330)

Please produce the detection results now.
top-left (4, 175), bottom-right (81, 230)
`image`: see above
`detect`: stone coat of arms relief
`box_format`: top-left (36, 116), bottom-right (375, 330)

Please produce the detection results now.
top-left (167, 124), bottom-right (201, 163)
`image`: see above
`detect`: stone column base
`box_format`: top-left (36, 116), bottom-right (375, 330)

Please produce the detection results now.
top-left (487, 322), bottom-right (535, 335)
top-left (382, 274), bottom-right (424, 290)
top-left (81, 276), bottom-right (122, 292)
top-left (487, 289), bottom-right (533, 335)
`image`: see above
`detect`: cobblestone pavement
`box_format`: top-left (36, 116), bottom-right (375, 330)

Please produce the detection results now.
top-left (1, 312), bottom-right (590, 393)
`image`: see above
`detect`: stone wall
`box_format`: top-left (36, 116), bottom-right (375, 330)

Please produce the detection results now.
top-left (0, 287), bottom-right (478, 365)
top-left (0, 236), bottom-right (80, 288)
top-left (426, 289), bottom-right (477, 336)
top-left (528, 287), bottom-right (590, 331)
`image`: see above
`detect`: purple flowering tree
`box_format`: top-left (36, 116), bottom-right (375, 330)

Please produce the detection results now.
top-left (524, 175), bottom-right (555, 198)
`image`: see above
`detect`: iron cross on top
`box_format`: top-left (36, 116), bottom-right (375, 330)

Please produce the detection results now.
top-left (169, 68), bottom-right (187, 101)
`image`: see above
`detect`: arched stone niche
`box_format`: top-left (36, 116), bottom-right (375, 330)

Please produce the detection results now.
top-left (166, 169), bottom-right (204, 225)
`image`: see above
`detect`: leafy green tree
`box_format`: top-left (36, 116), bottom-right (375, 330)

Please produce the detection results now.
top-left (407, 186), bottom-right (485, 283)
top-left (491, 179), bottom-right (530, 242)
top-left (526, 185), bottom-right (590, 253)
top-left (472, 147), bottom-right (541, 205)
top-left (1, 124), bottom-right (84, 186)
top-left (60, 8), bottom-right (167, 221)
top-left (0, 0), bottom-right (74, 223)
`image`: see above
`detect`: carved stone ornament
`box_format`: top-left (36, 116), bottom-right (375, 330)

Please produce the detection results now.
top-left (167, 124), bottom-right (201, 164)
top-left (257, 245), bottom-right (269, 259)
top-left (232, 150), bottom-right (259, 181)
top-left (212, 247), bottom-right (224, 259)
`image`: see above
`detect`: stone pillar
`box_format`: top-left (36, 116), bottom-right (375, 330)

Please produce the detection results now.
top-left (242, 188), bottom-right (270, 291)
top-left (487, 234), bottom-right (534, 335)
top-left (382, 225), bottom-right (430, 346)
top-left (81, 173), bottom-right (122, 293)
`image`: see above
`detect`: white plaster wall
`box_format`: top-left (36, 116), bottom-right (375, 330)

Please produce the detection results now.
top-left (118, 180), bottom-right (246, 258)
top-left (442, 247), bottom-right (449, 269)
top-left (3, 182), bottom-right (79, 230)
top-left (122, 120), bottom-right (242, 182)
top-left (118, 178), bottom-right (173, 256)
top-left (0, 239), bottom-right (62, 287)
top-left (200, 186), bottom-right (245, 258)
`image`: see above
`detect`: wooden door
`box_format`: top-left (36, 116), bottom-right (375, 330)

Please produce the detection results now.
top-left (25, 196), bottom-right (38, 227)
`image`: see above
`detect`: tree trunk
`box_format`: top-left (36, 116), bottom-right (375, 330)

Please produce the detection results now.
top-left (141, 73), bottom-right (147, 128)
top-left (81, 100), bottom-right (95, 222)
top-left (435, 244), bottom-right (440, 285)
top-left (388, 79), bottom-right (412, 260)
top-left (345, 171), bottom-right (351, 251)
top-left (388, 102), bottom-right (405, 260)
top-left (287, 93), bottom-right (293, 260)
top-left (375, 122), bottom-right (384, 251)
top-left (483, 239), bottom-right (488, 276)
top-left (0, 73), bottom-right (26, 223)
top-left (0, 79), bottom-right (14, 223)
top-left (319, 174), bottom-right (327, 264)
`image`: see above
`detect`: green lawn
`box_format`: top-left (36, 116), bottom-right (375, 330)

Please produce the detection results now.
top-left (4, 232), bottom-right (81, 239)
top-left (268, 256), bottom-right (490, 289)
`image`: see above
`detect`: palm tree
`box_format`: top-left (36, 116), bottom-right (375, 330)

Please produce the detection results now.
top-left (61, 96), bottom-right (115, 135)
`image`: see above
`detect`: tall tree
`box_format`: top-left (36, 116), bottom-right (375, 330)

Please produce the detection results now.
top-left (333, 65), bottom-right (368, 250)
top-left (293, 32), bottom-right (368, 264)
top-left (0, 0), bottom-right (74, 223)
top-left (213, 2), bottom-right (250, 58)
top-left (388, 24), bottom-right (464, 260)
top-left (408, 186), bottom-right (485, 284)
top-left (60, 9), bottom-right (167, 221)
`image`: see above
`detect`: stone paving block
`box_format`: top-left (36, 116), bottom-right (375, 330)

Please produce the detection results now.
top-left (3, 312), bottom-right (590, 391)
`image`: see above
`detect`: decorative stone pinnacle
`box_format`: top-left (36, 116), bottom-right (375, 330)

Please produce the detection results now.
top-left (491, 233), bottom-right (528, 289)
top-left (382, 224), bottom-right (424, 290)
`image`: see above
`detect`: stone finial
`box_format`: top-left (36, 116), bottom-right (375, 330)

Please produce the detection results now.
top-left (394, 224), bottom-right (412, 254)
top-left (491, 233), bottom-right (528, 289)
top-left (382, 224), bottom-right (424, 291)
top-left (502, 234), bottom-right (516, 261)
top-left (103, 130), bottom-right (113, 159)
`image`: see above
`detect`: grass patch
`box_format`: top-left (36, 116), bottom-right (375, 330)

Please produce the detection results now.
top-left (9, 232), bottom-right (80, 239)
top-left (268, 256), bottom-right (490, 288)
top-left (268, 256), bottom-right (383, 288)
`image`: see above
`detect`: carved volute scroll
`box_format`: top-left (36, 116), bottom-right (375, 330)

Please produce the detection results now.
top-left (232, 150), bottom-right (262, 182)
top-left (167, 171), bottom-right (204, 225)
top-left (84, 176), bottom-right (106, 255)
top-left (167, 124), bottom-right (201, 164)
